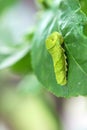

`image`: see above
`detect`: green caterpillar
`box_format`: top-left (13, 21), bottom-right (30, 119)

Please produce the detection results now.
top-left (45, 32), bottom-right (67, 86)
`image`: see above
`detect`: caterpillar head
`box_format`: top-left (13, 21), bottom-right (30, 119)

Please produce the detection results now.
top-left (46, 32), bottom-right (63, 50)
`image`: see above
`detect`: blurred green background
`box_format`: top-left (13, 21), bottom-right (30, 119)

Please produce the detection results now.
top-left (0, 0), bottom-right (87, 130)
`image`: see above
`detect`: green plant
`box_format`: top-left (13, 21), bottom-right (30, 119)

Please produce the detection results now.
top-left (0, 0), bottom-right (87, 98)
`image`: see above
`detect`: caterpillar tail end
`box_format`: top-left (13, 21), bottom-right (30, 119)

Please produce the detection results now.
top-left (57, 79), bottom-right (67, 86)
top-left (56, 72), bottom-right (67, 86)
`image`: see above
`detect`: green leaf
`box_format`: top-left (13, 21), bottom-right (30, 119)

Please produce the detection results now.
top-left (0, 0), bottom-right (18, 14)
top-left (17, 74), bottom-right (43, 95)
top-left (0, 1), bottom-right (35, 71)
top-left (32, 0), bottom-right (87, 97)
top-left (0, 43), bottom-right (31, 70)
top-left (11, 52), bottom-right (32, 75)
top-left (10, 30), bottom-right (35, 75)
top-left (0, 25), bottom-right (31, 70)
top-left (80, 0), bottom-right (87, 36)
top-left (37, 0), bottom-right (54, 9)
top-left (80, 0), bottom-right (87, 15)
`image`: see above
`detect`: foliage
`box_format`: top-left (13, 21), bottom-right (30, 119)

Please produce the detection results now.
top-left (0, 0), bottom-right (87, 97)
top-left (32, 0), bottom-right (87, 97)
top-left (0, 0), bottom-right (18, 14)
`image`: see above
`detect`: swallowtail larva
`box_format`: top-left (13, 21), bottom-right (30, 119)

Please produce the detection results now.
top-left (45, 32), bottom-right (67, 86)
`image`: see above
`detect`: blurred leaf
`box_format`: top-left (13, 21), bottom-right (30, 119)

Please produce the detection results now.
top-left (11, 52), bottom-right (32, 75)
top-left (32, 0), bottom-right (87, 97)
top-left (37, 0), bottom-right (54, 9)
top-left (0, 44), bottom-right (31, 70)
top-left (17, 74), bottom-right (42, 95)
top-left (25, 28), bottom-right (35, 42)
top-left (80, 0), bottom-right (87, 15)
top-left (0, 24), bottom-right (34, 71)
top-left (80, 0), bottom-right (87, 36)
top-left (10, 30), bottom-right (35, 74)
top-left (0, 1), bottom-right (35, 71)
top-left (0, 0), bottom-right (18, 14)
top-left (0, 85), bottom-right (61, 130)
top-left (37, 0), bottom-right (62, 10)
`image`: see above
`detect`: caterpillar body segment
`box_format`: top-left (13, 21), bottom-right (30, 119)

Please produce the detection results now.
top-left (46, 32), bottom-right (67, 86)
